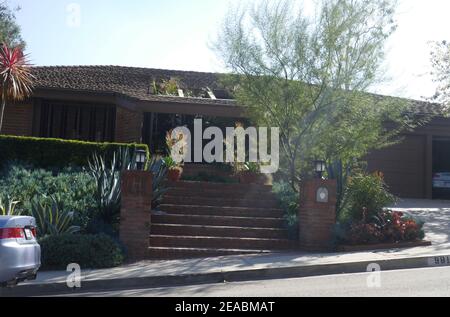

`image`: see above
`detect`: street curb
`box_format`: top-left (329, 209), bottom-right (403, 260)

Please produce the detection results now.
top-left (2, 253), bottom-right (450, 296)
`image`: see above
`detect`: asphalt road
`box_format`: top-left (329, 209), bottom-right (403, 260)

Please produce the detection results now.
top-left (57, 266), bottom-right (450, 297)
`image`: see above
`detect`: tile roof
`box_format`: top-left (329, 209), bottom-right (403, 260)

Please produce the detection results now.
top-left (32, 65), bottom-right (443, 115)
top-left (407, 99), bottom-right (446, 116)
top-left (32, 65), bottom-right (237, 106)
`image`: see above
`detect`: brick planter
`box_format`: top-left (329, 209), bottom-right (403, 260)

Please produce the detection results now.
top-left (337, 240), bottom-right (432, 252)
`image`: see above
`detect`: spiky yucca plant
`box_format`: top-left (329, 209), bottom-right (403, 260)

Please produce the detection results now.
top-left (30, 195), bottom-right (80, 236)
top-left (147, 156), bottom-right (168, 209)
top-left (0, 43), bottom-right (34, 133)
top-left (0, 195), bottom-right (20, 215)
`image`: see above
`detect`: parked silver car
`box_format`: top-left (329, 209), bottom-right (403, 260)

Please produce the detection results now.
top-left (0, 216), bottom-right (41, 287)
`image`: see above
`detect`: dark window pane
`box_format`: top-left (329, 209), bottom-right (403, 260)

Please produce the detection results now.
top-left (37, 100), bottom-right (115, 142)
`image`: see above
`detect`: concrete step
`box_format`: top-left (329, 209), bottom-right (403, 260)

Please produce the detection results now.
top-left (166, 187), bottom-right (276, 200)
top-left (161, 195), bottom-right (280, 209)
top-left (152, 214), bottom-right (285, 228)
top-left (150, 235), bottom-right (297, 250)
top-left (147, 247), bottom-right (269, 259)
top-left (167, 181), bottom-right (273, 192)
top-left (151, 223), bottom-right (290, 239)
top-left (157, 204), bottom-right (284, 218)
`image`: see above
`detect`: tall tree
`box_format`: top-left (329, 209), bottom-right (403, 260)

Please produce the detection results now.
top-left (0, 1), bottom-right (30, 133)
top-left (214, 0), bottom-right (419, 190)
top-left (0, 1), bottom-right (24, 48)
top-left (430, 40), bottom-right (450, 109)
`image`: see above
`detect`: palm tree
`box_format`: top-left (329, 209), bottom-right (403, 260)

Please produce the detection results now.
top-left (0, 43), bottom-right (34, 133)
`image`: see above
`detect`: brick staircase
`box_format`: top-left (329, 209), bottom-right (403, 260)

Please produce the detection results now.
top-left (148, 181), bottom-right (298, 259)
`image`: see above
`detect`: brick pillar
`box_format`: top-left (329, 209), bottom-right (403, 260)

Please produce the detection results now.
top-left (120, 170), bottom-right (152, 260)
top-left (299, 179), bottom-right (337, 251)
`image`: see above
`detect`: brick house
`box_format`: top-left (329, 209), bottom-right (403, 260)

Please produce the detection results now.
top-left (2, 66), bottom-right (243, 145)
top-left (2, 65), bottom-right (450, 200)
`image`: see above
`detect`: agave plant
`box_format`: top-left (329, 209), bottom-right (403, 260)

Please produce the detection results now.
top-left (0, 43), bottom-right (34, 133)
top-left (88, 147), bottom-right (141, 224)
top-left (147, 156), bottom-right (168, 209)
top-left (89, 148), bottom-right (168, 225)
top-left (30, 195), bottom-right (80, 236)
top-left (88, 152), bottom-right (122, 225)
top-left (0, 195), bottom-right (20, 215)
top-left (115, 146), bottom-right (139, 171)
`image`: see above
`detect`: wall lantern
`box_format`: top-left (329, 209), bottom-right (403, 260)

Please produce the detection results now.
top-left (135, 149), bottom-right (147, 170)
top-left (313, 160), bottom-right (326, 179)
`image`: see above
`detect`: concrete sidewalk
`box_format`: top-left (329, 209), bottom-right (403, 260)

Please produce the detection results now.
top-left (2, 244), bottom-right (450, 297)
top-left (2, 198), bottom-right (449, 296)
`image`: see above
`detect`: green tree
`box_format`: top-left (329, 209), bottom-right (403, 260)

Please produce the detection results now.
top-left (214, 0), bottom-right (421, 192)
top-left (0, 1), bottom-right (24, 48)
top-left (430, 40), bottom-right (450, 110)
top-left (0, 2), bottom-right (29, 133)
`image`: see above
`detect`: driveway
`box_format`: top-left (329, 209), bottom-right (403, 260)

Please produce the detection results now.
top-left (390, 199), bottom-right (450, 252)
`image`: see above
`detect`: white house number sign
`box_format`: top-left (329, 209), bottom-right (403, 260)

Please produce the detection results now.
top-left (316, 187), bottom-right (329, 203)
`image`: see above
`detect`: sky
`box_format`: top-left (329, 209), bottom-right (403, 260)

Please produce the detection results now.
top-left (9, 0), bottom-right (450, 101)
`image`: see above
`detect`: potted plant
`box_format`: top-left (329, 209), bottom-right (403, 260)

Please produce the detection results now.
top-left (164, 156), bottom-right (183, 182)
top-left (237, 162), bottom-right (273, 185)
top-left (164, 130), bottom-right (187, 182)
top-left (237, 162), bottom-right (259, 184)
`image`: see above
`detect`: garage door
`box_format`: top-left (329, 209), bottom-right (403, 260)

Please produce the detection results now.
top-left (366, 135), bottom-right (426, 198)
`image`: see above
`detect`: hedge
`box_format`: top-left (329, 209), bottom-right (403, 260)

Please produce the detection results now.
top-left (0, 135), bottom-right (149, 169)
top-left (39, 233), bottom-right (125, 270)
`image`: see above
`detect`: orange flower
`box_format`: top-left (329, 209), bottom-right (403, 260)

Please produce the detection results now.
top-left (373, 171), bottom-right (384, 180)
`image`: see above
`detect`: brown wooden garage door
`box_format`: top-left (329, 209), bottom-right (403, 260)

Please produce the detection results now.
top-left (366, 135), bottom-right (426, 198)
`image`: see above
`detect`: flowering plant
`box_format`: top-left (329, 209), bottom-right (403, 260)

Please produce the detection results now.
top-left (165, 130), bottom-right (188, 168)
top-left (342, 209), bottom-right (425, 245)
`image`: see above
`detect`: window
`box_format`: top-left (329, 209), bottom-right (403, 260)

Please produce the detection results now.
top-left (33, 100), bottom-right (116, 142)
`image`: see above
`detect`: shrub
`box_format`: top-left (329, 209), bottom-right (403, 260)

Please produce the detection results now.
top-left (147, 156), bottom-right (169, 208)
top-left (39, 233), bottom-right (125, 270)
top-left (30, 195), bottom-right (80, 236)
top-left (339, 172), bottom-right (396, 223)
top-left (0, 195), bottom-right (20, 215)
top-left (404, 219), bottom-right (425, 241)
top-left (347, 222), bottom-right (383, 245)
top-left (337, 209), bottom-right (425, 245)
top-left (373, 210), bottom-right (425, 243)
top-left (0, 164), bottom-right (97, 229)
top-left (86, 148), bottom-right (150, 235)
top-left (87, 152), bottom-right (123, 228)
top-left (273, 181), bottom-right (298, 219)
top-left (335, 172), bottom-right (425, 245)
top-left (273, 181), bottom-right (299, 238)
top-left (0, 135), bottom-right (149, 169)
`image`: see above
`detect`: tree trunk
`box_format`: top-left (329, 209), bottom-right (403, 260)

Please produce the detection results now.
top-left (0, 98), bottom-right (5, 134)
